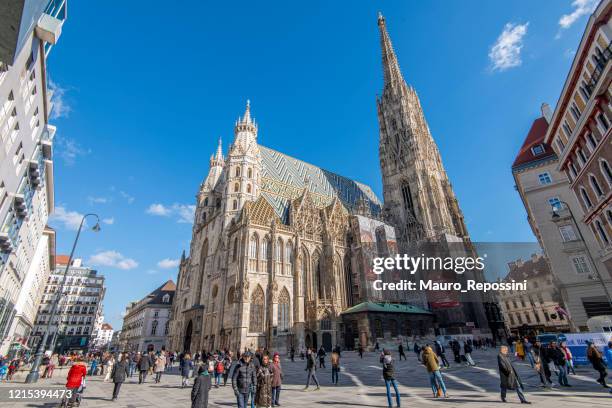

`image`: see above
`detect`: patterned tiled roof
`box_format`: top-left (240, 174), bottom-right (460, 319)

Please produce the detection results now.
top-left (258, 145), bottom-right (382, 222)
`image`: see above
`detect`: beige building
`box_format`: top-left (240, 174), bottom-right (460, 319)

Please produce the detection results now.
top-left (168, 14), bottom-right (493, 355)
top-left (499, 253), bottom-right (570, 336)
top-left (512, 106), bottom-right (609, 330)
top-left (543, 0), bottom-right (612, 326)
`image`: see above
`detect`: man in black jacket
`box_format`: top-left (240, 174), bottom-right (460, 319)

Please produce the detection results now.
top-left (303, 348), bottom-right (320, 391)
top-left (232, 352), bottom-right (257, 408)
top-left (137, 352), bottom-right (151, 384)
top-left (498, 346), bottom-right (530, 404)
top-left (550, 341), bottom-right (570, 386)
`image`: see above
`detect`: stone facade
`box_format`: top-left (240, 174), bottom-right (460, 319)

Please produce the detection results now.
top-left (168, 14), bottom-right (492, 354)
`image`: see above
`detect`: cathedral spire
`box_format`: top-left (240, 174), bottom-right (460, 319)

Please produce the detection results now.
top-left (378, 12), bottom-right (404, 86)
top-left (234, 99), bottom-right (258, 142)
top-left (210, 137), bottom-right (224, 167)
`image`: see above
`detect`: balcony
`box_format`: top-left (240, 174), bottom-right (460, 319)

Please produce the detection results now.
top-left (40, 125), bottom-right (56, 159)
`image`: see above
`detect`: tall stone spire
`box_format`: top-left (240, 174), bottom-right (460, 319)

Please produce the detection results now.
top-left (210, 137), bottom-right (224, 167)
top-left (233, 99), bottom-right (258, 149)
top-left (378, 12), bottom-right (404, 87)
top-left (376, 14), bottom-right (469, 245)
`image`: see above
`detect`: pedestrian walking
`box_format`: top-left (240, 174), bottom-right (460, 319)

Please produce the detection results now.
top-left (89, 358), bottom-right (98, 376)
top-left (137, 351), bottom-right (151, 384)
top-left (422, 345), bottom-right (447, 398)
top-left (587, 341), bottom-right (608, 388)
top-left (232, 351), bottom-right (257, 408)
top-left (560, 341), bottom-right (575, 375)
top-left (434, 341), bottom-right (450, 368)
top-left (191, 366), bottom-right (212, 408)
top-left (181, 354), bottom-right (194, 388)
top-left (154, 353), bottom-right (165, 383)
top-left (463, 341), bottom-right (476, 366)
top-left (111, 354), bottom-right (129, 401)
top-left (524, 338), bottom-right (535, 368)
top-left (215, 356), bottom-right (225, 387)
top-left (223, 354), bottom-right (232, 386)
top-left (317, 346), bottom-right (326, 368)
top-left (381, 350), bottom-right (400, 408)
top-left (550, 342), bottom-right (570, 387)
top-left (65, 357), bottom-right (87, 407)
top-left (128, 353), bottom-right (137, 377)
top-left (255, 354), bottom-right (274, 408)
top-left (303, 348), bottom-right (320, 391)
top-left (451, 340), bottom-right (460, 364)
top-left (290, 347), bottom-right (295, 362)
top-left (375, 341), bottom-right (380, 351)
top-left (498, 345), bottom-right (530, 404)
top-left (104, 355), bottom-right (114, 382)
top-left (413, 342), bottom-right (422, 362)
top-left (358, 345), bottom-right (364, 359)
top-left (271, 353), bottom-right (283, 406)
top-left (534, 341), bottom-right (552, 386)
top-left (398, 343), bottom-right (406, 361)
top-left (331, 348), bottom-right (340, 385)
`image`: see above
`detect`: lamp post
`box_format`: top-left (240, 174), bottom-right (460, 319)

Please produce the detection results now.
top-left (25, 213), bottom-right (101, 383)
top-left (551, 201), bottom-right (612, 308)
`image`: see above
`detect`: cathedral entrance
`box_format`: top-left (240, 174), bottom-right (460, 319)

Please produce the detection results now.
top-left (322, 332), bottom-right (332, 351)
top-left (183, 320), bottom-right (193, 352)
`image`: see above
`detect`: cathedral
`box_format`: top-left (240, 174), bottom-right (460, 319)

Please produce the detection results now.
top-left (168, 14), bottom-right (492, 354)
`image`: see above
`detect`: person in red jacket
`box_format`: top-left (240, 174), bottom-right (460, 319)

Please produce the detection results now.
top-left (65, 358), bottom-right (87, 406)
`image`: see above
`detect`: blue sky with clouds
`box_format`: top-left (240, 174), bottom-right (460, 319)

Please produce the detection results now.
top-left (44, 0), bottom-right (598, 328)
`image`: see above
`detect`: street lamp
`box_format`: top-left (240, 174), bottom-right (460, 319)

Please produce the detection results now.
top-left (25, 213), bottom-right (101, 383)
top-left (551, 201), bottom-right (612, 308)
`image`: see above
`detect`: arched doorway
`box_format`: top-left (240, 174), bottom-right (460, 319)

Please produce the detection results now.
top-left (183, 320), bottom-right (193, 353)
top-left (322, 332), bottom-right (332, 351)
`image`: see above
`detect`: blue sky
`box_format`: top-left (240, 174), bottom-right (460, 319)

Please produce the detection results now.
top-left (44, 0), bottom-right (598, 328)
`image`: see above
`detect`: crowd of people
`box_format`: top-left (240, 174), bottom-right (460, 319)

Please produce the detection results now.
top-left (1, 337), bottom-right (611, 407)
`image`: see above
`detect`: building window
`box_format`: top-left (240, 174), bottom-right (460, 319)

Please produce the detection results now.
top-left (600, 159), bottom-right (612, 186)
top-left (559, 225), bottom-right (577, 242)
top-left (570, 103), bottom-right (581, 121)
top-left (595, 220), bottom-right (609, 245)
top-left (151, 320), bottom-right (158, 336)
top-left (596, 112), bottom-right (610, 134)
top-left (586, 133), bottom-right (598, 151)
top-left (232, 200), bottom-right (237, 210)
top-left (572, 255), bottom-right (590, 274)
top-left (538, 172), bottom-right (552, 185)
top-left (247, 168), bottom-right (252, 178)
top-left (285, 242), bottom-right (293, 272)
top-left (277, 288), bottom-right (290, 332)
top-left (579, 80), bottom-right (591, 101)
top-left (556, 138), bottom-right (566, 152)
top-left (234, 182), bottom-right (239, 193)
top-left (401, 182), bottom-right (415, 215)
top-left (247, 184), bottom-right (252, 194)
top-left (562, 122), bottom-right (573, 138)
top-left (569, 161), bottom-right (578, 178)
top-left (531, 144), bottom-right (545, 156)
top-left (232, 237), bottom-right (238, 261)
top-left (548, 197), bottom-right (562, 210)
top-left (580, 187), bottom-right (593, 208)
top-left (162, 294), bottom-right (170, 303)
top-left (577, 148), bottom-right (587, 165)
top-left (590, 174), bottom-right (604, 197)
top-left (249, 285), bottom-right (265, 332)
top-left (235, 167), bottom-right (241, 177)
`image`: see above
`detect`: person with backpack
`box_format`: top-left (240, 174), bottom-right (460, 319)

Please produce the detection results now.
top-left (214, 356), bottom-right (225, 387)
top-left (191, 365), bottom-right (212, 408)
top-left (382, 350), bottom-right (400, 408)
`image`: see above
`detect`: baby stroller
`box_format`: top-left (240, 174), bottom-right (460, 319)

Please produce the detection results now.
top-left (59, 379), bottom-right (85, 408)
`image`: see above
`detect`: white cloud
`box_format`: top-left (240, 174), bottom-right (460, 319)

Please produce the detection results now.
top-left (146, 203), bottom-right (195, 223)
top-left (56, 137), bottom-right (90, 166)
top-left (88, 196), bottom-right (108, 205)
top-left (120, 191), bottom-right (135, 204)
top-left (146, 269), bottom-right (158, 275)
top-left (157, 258), bottom-right (180, 269)
top-left (146, 203), bottom-right (172, 216)
top-left (102, 217), bottom-right (115, 225)
top-left (50, 206), bottom-right (84, 230)
top-left (559, 0), bottom-right (597, 29)
top-left (48, 79), bottom-right (71, 119)
top-left (88, 250), bottom-right (138, 270)
top-left (489, 22), bottom-right (529, 72)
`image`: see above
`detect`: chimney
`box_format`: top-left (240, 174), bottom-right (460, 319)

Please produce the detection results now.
top-left (541, 103), bottom-right (553, 123)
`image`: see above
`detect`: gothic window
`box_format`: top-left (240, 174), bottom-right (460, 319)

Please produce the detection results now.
top-left (301, 249), bottom-right (308, 298)
top-left (261, 237), bottom-right (270, 272)
top-left (247, 168), bottom-right (252, 178)
top-left (234, 182), bottom-right (240, 192)
top-left (232, 237), bottom-right (238, 261)
top-left (249, 285), bottom-right (265, 332)
top-left (590, 174), bottom-right (604, 197)
top-left (211, 285), bottom-right (218, 312)
top-left (580, 187), bottom-right (593, 208)
top-left (277, 287), bottom-right (290, 332)
top-left (344, 254), bottom-right (353, 307)
top-left (227, 286), bottom-right (235, 303)
top-left (204, 197), bottom-right (209, 206)
top-left (276, 238), bottom-right (283, 274)
top-left (401, 182), bottom-right (415, 215)
top-left (374, 319), bottom-right (383, 338)
top-left (600, 159), bottom-right (612, 186)
top-left (321, 316), bottom-right (331, 331)
top-left (151, 320), bottom-right (158, 336)
top-left (201, 212), bottom-right (207, 223)
top-left (249, 234), bottom-right (259, 271)
top-left (595, 220), bottom-right (610, 246)
top-left (247, 184), bottom-right (252, 194)
top-left (285, 242), bottom-right (293, 273)
top-left (232, 200), bottom-right (238, 210)
top-left (313, 254), bottom-right (323, 300)
top-left (235, 167), bottom-right (241, 177)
